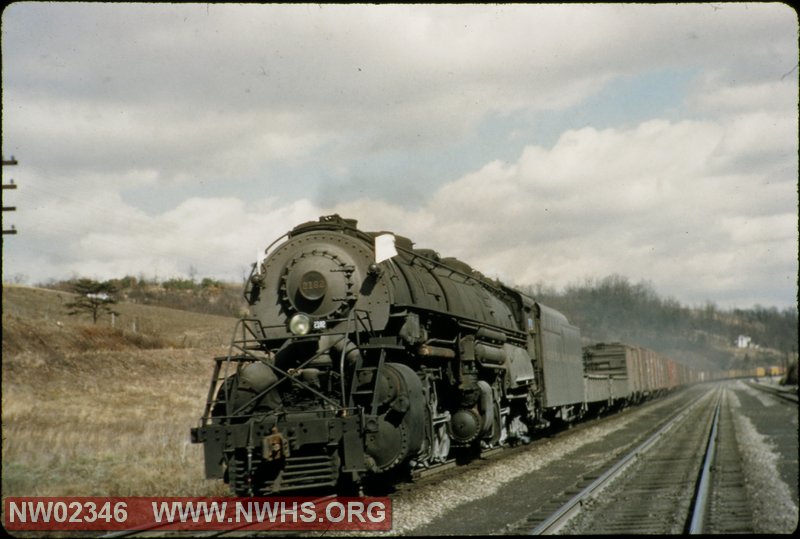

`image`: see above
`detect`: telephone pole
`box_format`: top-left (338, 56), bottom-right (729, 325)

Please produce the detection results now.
top-left (2, 156), bottom-right (18, 235)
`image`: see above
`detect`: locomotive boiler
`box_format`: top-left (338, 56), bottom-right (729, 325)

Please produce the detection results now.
top-left (190, 215), bottom-right (586, 494)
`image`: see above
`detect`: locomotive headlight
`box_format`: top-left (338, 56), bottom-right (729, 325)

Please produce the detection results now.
top-left (289, 313), bottom-right (312, 335)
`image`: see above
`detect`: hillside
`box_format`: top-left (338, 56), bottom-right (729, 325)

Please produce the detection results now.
top-left (9, 276), bottom-right (795, 371)
top-left (2, 284), bottom-right (239, 357)
top-left (523, 276), bottom-right (797, 373)
top-left (2, 284), bottom-right (237, 498)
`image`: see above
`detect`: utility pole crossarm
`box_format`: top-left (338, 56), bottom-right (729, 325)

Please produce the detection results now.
top-left (2, 155), bottom-right (19, 235)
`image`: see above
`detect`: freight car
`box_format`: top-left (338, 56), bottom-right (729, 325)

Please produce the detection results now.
top-left (190, 215), bottom-right (706, 495)
top-left (583, 342), bottom-right (704, 408)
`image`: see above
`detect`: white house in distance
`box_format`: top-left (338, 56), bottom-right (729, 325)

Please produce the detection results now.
top-left (737, 335), bottom-right (753, 348)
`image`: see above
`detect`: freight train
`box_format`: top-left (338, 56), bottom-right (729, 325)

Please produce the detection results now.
top-left (190, 215), bottom-right (714, 495)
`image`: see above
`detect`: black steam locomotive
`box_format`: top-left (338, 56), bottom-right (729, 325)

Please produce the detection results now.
top-left (190, 215), bottom-right (687, 495)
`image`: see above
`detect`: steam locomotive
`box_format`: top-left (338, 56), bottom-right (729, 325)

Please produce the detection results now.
top-left (190, 215), bottom-right (703, 495)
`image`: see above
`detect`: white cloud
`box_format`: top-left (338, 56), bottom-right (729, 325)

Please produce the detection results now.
top-left (323, 107), bottom-right (797, 308)
top-left (688, 75), bottom-right (798, 116)
top-left (2, 3), bottom-right (796, 309)
top-left (6, 3), bottom-right (794, 167)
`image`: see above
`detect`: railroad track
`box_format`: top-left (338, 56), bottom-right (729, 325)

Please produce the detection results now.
top-left (746, 380), bottom-right (798, 404)
top-left (521, 383), bottom-right (753, 534)
top-left (703, 386), bottom-right (754, 534)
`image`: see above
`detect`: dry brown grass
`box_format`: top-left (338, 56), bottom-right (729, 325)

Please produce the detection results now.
top-left (3, 284), bottom-right (238, 351)
top-left (2, 286), bottom-right (237, 498)
top-left (2, 348), bottom-right (233, 497)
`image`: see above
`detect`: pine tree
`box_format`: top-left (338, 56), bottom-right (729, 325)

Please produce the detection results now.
top-left (64, 279), bottom-right (120, 324)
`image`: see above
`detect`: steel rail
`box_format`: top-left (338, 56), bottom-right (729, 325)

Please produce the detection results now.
top-left (745, 380), bottom-right (799, 404)
top-left (688, 388), bottom-right (723, 533)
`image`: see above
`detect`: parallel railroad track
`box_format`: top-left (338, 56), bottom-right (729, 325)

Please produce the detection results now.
top-left (521, 384), bottom-right (754, 534)
top-left (746, 380), bottom-right (798, 404)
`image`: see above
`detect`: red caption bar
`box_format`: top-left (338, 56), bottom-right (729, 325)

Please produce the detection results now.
top-left (4, 497), bottom-right (392, 531)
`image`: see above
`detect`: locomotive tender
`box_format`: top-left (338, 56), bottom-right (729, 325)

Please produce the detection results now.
top-left (190, 215), bottom-right (693, 495)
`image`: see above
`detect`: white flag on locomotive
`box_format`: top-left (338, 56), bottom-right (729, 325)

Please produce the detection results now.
top-left (375, 233), bottom-right (397, 264)
top-left (256, 250), bottom-right (267, 271)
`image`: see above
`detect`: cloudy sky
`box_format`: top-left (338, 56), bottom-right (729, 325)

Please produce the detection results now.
top-left (2, 3), bottom-right (797, 310)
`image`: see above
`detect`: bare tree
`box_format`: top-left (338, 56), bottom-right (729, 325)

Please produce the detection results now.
top-left (64, 278), bottom-right (120, 324)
